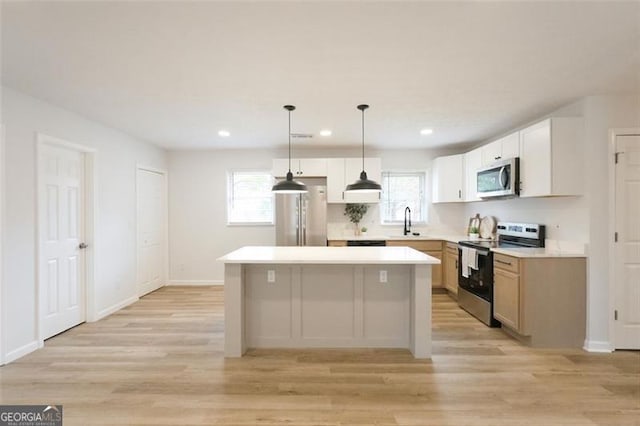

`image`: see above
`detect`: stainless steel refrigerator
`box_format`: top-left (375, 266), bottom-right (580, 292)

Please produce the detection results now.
top-left (275, 185), bottom-right (327, 246)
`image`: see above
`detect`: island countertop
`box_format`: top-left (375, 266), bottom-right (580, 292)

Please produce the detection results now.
top-left (217, 246), bottom-right (441, 265)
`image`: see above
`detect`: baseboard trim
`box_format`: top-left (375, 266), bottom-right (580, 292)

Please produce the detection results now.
top-left (4, 340), bottom-right (39, 364)
top-left (167, 280), bottom-right (223, 286)
top-left (95, 295), bottom-right (139, 321)
top-left (583, 339), bottom-right (614, 353)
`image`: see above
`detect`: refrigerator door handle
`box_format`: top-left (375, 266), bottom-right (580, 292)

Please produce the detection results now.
top-left (295, 195), bottom-right (301, 246)
top-left (298, 195), bottom-right (304, 246)
top-left (301, 196), bottom-right (307, 246)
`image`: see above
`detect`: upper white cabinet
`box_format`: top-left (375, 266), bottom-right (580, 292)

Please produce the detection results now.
top-left (464, 148), bottom-right (482, 202)
top-left (272, 158), bottom-right (328, 178)
top-left (432, 154), bottom-right (464, 203)
top-left (327, 157), bottom-right (382, 203)
top-left (519, 118), bottom-right (583, 197)
top-left (481, 131), bottom-right (520, 166)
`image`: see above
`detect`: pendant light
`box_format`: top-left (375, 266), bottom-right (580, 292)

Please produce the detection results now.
top-left (345, 104), bottom-right (382, 193)
top-left (272, 105), bottom-right (308, 193)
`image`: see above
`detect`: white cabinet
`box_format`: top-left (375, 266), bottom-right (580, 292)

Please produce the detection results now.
top-left (327, 159), bottom-right (346, 203)
top-left (464, 148), bottom-right (482, 202)
top-left (519, 118), bottom-right (582, 197)
top-left (272, 158), bottom-right (328, 178)
top-left (481, 132), bottom-right (520, 166)
top-left (327, 157), bottom-right (381, 204)
top-left (431, 154), bottom-right (464, 203)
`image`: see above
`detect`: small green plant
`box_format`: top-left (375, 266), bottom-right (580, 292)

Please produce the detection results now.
top-left (344, 203), bottom-right (369, 225)
top-left (361, 226), bottom-right (368, 233)
top-left (469, 226), bottom-right (479, 234)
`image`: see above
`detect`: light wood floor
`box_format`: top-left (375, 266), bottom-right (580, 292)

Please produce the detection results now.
top-left (1, 287), bottom-right (638, 425)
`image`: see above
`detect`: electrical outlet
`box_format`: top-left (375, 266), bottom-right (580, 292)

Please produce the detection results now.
top-left (379, 270), bottom-right (388, 283)
top-left (267, 270), bottom-right (276, 283)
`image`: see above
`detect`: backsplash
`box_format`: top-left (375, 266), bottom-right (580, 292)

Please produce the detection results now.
top-left (326, 203), bottom-right (464, 239)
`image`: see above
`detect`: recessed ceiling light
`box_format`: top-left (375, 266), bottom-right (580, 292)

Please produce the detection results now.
top-left (320, 129), bottom-right (332, 137)
top-left (218, 130), bottom-right (230, 137)
top-left (420, 128), bottom-right (433, 135)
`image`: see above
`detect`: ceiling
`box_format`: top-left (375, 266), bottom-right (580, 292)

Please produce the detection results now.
top-left (1, 1), bottom-right (639, 150)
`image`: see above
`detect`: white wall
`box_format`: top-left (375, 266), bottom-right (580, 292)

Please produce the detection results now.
top-left (168, 149), bottom-right (277, 283)
top-left (168, 147), bottom-right (469, 283)
top-left (465, 94), bottom-right (640, 349)
top-left (1, 87), bottom-right (167, 362)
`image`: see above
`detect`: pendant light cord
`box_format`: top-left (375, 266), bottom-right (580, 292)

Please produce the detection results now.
top-left (288, 108), bottom-right (292, 173)
top-left (361, 107), bottom-right (365, 172)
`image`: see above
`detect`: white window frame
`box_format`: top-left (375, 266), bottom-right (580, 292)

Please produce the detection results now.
top-left (226, 170), bottom-right (275, 226)
top-left (380, 170), bottom-right (428, 225)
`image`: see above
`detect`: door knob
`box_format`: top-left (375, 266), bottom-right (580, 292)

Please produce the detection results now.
top-left (79, 242), bottom-right (88, 249)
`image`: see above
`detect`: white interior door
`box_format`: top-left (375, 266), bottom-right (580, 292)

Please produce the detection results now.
top-left (614, 135), bottom-right (640, 349)
top-left (137, 168), bottom-right (166, 296)
top-left (39, 143), bottom-right (86, 339)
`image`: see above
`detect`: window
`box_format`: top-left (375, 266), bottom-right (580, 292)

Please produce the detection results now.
top-left (227, 171), bottom-right (274, 225)
top-left (380, 171), bottom-right (427, 224)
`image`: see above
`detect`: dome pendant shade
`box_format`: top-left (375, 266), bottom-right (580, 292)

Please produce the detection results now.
top-left (272, 171), bottom-right (308, 193)
top-left (273, 105), bottom-right (308, 194)
top-left (345, 171), bottom-right (382, 193)
top-left (345, 104), bottom-right (382, 193)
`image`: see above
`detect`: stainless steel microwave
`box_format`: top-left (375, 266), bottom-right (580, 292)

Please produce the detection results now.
top-left (477, 157), bottom-right (519, 199)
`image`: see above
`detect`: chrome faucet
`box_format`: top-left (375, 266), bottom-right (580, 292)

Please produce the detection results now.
top-left (404, 206), bottom-right (411, 236)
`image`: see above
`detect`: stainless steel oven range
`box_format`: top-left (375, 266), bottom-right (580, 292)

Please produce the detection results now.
top-left (457, 222), bottom-right (545, 327)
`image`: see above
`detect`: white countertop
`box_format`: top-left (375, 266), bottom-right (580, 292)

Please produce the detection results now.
top-left (491, 247), bottom-right (587, 258)
top-left (329, 235), bottom-right (587, 258)
top-left (328, 234), bottom-right (472, 244)
top-left (218, 246), bottom-right (441, 265)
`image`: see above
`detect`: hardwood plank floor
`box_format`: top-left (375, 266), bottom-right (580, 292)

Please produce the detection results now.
top-left (1, 286), bottom-right (638, 425)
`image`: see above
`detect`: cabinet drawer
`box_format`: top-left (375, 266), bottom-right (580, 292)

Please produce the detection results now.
top-left (327, 240), bottom-right (347, 247)
top-left (387, 240), bottom-right (443, 251)
top-left (446, 242), bottom-right (458, 255)
top-left (494, 253), bottom-right (519, 273)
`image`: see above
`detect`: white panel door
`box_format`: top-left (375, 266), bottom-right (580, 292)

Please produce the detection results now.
top-left (614, 135), bottom-right (640, 349)
top-left (39, 144), bottom-right (86, 339)
top-left (137, 168), bottom-right (166, 296)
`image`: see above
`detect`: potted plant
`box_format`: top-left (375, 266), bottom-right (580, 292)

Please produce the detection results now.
top-left (344, 203), bottom-right (369, 236)
top-left (361, 226), bottom-right (368, 236)
top-left (469, 226), bottom-right (480, 240)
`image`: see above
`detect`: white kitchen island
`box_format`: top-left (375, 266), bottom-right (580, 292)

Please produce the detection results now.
top-left (217, 246), bottom-right (439, 359)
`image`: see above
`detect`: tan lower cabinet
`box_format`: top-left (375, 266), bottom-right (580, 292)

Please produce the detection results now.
top-left (443, 243), bottom-right (459, 295)
top-left (493, 252), bottom-right (586, 348)
top-left (387, 240), bottom-right (443, 288)
top-left (327, 240), bottom-right (347, 247)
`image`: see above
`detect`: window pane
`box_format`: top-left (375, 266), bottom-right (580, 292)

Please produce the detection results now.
top-left (381, 172), bottom-right (426, 223)
top-left (227, 171), bottom-right (274, 224)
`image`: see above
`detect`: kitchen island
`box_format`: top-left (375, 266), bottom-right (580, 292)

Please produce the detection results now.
top-left (217, 246), bottom-right (440, 359)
